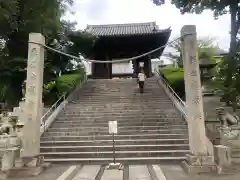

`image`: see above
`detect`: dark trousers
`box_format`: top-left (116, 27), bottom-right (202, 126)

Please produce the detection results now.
top-left (138, 81), bottom-right (144, 93)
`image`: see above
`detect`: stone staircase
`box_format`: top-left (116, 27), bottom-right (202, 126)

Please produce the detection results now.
top-left (40, 77), bottom-right (189, 164)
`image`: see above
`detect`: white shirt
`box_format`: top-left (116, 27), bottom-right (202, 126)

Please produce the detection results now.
top-left (138, 73), bottom-right (145, 81)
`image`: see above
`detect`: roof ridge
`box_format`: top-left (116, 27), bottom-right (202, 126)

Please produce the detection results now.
top-left (87, 22), bottom-right (156, 27)
top-left (85, 22), bottom-right (171, 36)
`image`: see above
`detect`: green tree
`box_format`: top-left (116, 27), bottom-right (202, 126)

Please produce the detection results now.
top-left (152, 0), bottom-right (240, 111)
top-left (67, 30), bottom-right (97, 58)
top-left (166, 36), bottom-right (218, 67)
top-left (152, 0), bottom-right (239, 55)
top-left (0, 0), bottom-right (74, 107)
top-left (213, 40), bottom-right (240, 111)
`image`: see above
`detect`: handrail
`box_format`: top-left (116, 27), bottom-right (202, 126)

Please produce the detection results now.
top-left (157, 71), bottom-right (214, 155)
top-left (40, 93), bottom-right (66, 131)
top-left (158, 72), bottom-right (186, 107)
top-left (156, 72), bottom-right (187, 118)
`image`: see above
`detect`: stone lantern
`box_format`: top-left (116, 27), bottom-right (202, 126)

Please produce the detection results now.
top-left (199, 57), bottom-right (218, 96)
top-left (0, 114), bottom-right (22, 171)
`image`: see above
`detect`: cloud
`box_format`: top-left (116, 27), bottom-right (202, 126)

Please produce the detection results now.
top-left (84, 0), bottom-right (108, 21)
top-left (65, 0), bottom-right (230, 52)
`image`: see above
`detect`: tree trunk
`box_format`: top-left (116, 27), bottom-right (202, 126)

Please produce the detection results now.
top-left (225, 5), bottom-right (238, 87)
top-left (230, 5), bottom-right (238, 55)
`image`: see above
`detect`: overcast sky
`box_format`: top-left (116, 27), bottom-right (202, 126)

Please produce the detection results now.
top-left (65, 0), bottom-right (230, 62)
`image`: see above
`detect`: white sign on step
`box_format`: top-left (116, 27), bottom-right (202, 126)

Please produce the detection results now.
top-left (108, 121), bottom-right (118, 134)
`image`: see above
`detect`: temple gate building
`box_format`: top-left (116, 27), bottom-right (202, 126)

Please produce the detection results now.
top-left (86, 22), bottom-right (171, 79)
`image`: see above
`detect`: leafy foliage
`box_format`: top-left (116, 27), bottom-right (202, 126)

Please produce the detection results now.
top-left (159, 67), bottom-right (185, 99)
top-left (152, 0), bottom-right (240, 54)
top-left (0, 0), bottom-right (95, 107)
top-left (153, 0), bottom-right (240, 110)
top-left (43, 73), bottom-right (85, 105)
top-left (211, 48), bottom-right (240, 110)
top-left (166, 36), bottom-right (218, 67)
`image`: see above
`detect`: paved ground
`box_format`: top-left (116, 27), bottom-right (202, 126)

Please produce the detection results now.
top-left (161, 165), bottom-right (240, 180)
top-left (8, 165), bottom-right (70, 180)
top-left (5, 164), bottom-right (240, 180)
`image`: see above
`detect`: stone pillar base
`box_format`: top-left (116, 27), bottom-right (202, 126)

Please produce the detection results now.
top-left (181, 154), bottom-right (216, 174)
top-left (214, 145), bottom-right (232, 174)
top-left (0, 156), bottom-right (51, 179)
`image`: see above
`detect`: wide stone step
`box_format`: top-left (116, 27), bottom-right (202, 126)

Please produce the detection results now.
top-left (68, 102), bottom-right (172, 106)
top-left (67, 104), bottom-right (175, 108)
top-left (68, 102), bottom-right (174, 105)
top-left (60, 114), bottom-right (180, 118)
top-left (46, 127), bottom-right (188, 133)
top-left (72, 93), bottom-right (170, 95)
top-left (69, 99), bottom-right (172, 101)
top-left (64, 109), bottom-right (180, 117)
top-left (57, 115), bottom-right (182, 119)
top-left (43, 129), bottom-right (188, 136)
top-left (51, 123), bottom-right (187, 129)
top-left (58, 115), bottom-right (182, 119)
top-left (56, 118), bottom-right (183, 122)
top-left (66, 107), bottom-right (175, 111)
top-left (73, 99), bottom-right (172, 102)
top-left (76, 94), bottom-right (170, 97)
top-left (41, 133), bottom-right (187, 141)
top-left (55, 116), bottom-right (184, 120)
top-left (41, 150), bottom-right (189, 159)
top-left (74, 93), bottom-right (170, 96)
top-left (58, 117), bottom-right (181, 121)
top-left (74, 94), bottom-right (170, 96)
top-left (40, 138), bottom-right (189, 146)
top-left (55, 116), bottom-right (184, 121)
top-left (74, 100), bottom-right (171, 102)
top-left (67, 101), bottom-right (173, 105)
top-left (43, 156), bottom-right (186, 164)
top-left (53, 120), bottom-right (186, 127)
top-left (64, 109), bottom-right (179, 113)
top-left (45, 126), bottom-right (188, 133)
top-left (40, 144), bottom-right (189, 153)
top-left (65, 110), bottom-right (178, 114)
top-left (54, 118), bottom-right (186, 127)
top-left (61, 111), bottom-right (179, 115)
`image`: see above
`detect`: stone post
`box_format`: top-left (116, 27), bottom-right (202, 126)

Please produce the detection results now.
top-left (214, 145), bottom-right (231, 174)
top-left (181, 25), bottom-right (215, 173)
top-left (21, 33), bottom-right (45, 158)
top-left (0, 33), bottom-right (49, 178)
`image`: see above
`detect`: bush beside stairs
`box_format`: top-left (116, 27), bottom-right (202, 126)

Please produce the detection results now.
top-left (40, 77), bottom-right (189, 164)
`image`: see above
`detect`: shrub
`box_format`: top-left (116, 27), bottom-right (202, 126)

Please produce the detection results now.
top-left (56, 73), bottom-right (83, 96)
top-left (159, 67), bottom-right (185, 100)
top-left (43, 81), bottom-right (57, 105)
top-left (43, 72), bottom-right (85, 105)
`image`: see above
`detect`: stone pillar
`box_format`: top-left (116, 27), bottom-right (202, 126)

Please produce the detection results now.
top-left (21, 33), bottom-right (45, 158)
top-left (143, 58), bottom-right (148, 77)
top-left (148, 58), bottom-right (152, 77)
top-left (105, 55), bottom-right (112, 79)
top-left (214, 145), bottom-right (231, 174)
top-left (132, 60), bottom-right (137, 78)
top-left (181, 25), bottom-right (215, 173)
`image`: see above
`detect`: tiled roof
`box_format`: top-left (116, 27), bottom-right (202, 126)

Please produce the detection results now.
top-left (86, 22), bottom-right (171, 36)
